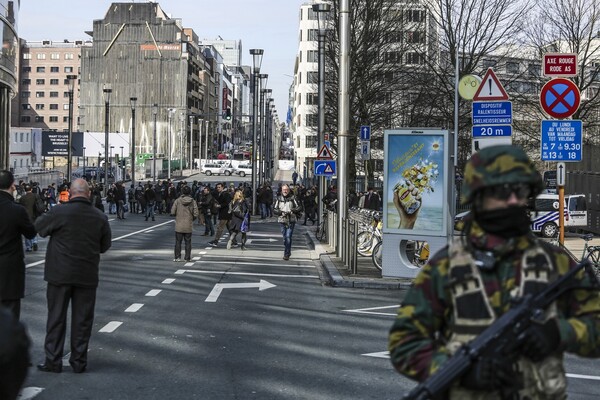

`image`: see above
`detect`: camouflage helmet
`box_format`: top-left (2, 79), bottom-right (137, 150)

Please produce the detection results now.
top-left (461, 145), bottom-right (543, 204)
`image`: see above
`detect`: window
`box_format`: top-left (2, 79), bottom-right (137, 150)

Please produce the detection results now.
top-left (406, 52), bottom-right (425, 65)
top-left (36, 79), bottom-right (45, 85)
top-left (307, 29), bottom-right (318, 41)
top-left (506, 62), bottom-right (520, 74)
top-left (22, 104), bottom-right (31, 110)
top-left (63, 104), bottom-right (70, 110)
top-left (49, 116), bottom-right (59, 122)
top-left (307, 50), bottom-right (318, 63)
top-left (36, 53), bottom-right (46, 60)
top-left (35, 92), bottom-right (45, 98)
top-left (35, 104), bottom-right (44, 110)
top-left (21, 116), bottom-right (31, 122)
top-left (36, 67), bottom-right (46, 73)
top-left (405, 9), bottom-right (426, 22)
top-left (65, 53), bottom-right (74, 60)
top-left (385, 51), bottom-right (403, 63)
top-left (63, 92), bottom-right (69, 98)
top-left (528, 63), bottom-right (541, 77)
top-left (306, 135), bottom-right (318, 148)
top-left (22, 66), bottom-right (31, 73)
top-left (63, 116), bottom-right (69, 123)
top-left (50, 66), bottom-right (59, 73)
top-left (307, 71), bottom-right (318, 84)
top-left (306, 93), bottom-right (318, 105)
top-left (22, 53), bottom-right (31, 60)
top-left (35, 116), bottom-right (44, 123)
top-left (482, 59), bottom-right (496, 69)
top-left (406, 31), bottom-right (425, 44)
top-left (50, 91), bottom-right (59, 98)
top-left (21, 79), bottom-right (30, 85)
top-left (21, 91), bottom-right (30, 98)
top-left (64, 66), bottom-right (73, 73)
top-left (51, 53), bottom-right (60, 60)
top-left (50, 104), bottom-right (58, 110)
top-left (307, 7), bottom-right (318, 20)
top-left (50, 79), bottom-right (59, 85)
top-left (306, 113), bottom-right (318, 127)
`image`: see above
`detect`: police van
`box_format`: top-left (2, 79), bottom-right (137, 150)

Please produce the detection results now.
top-left (530, 193), bottom-right (587, 237)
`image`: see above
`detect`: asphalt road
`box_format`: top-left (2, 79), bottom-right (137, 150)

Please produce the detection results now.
top-left (17, 209), bottom-right (600, 399)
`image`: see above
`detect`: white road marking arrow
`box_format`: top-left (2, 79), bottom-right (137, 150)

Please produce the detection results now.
top-left (205, 280), bottom-right (277, 302)
top-left (246, 238), bottom-right (278, 243)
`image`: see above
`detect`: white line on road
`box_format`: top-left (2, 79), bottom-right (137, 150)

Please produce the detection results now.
top-left (26, 220), bottom-right (175, 268)
top-left (192, 257), bottom-right (201, 261)
top-left (343, 305), bottom-right (400, 316)
top-left (99, 321), bottom-right (123, 332)
top-left (198, 251), bottom-right (207, 255)
top-left (162, 278), bottom-right (175, 284)
top-left (205, 280), bottom-right (277, 302)
top-left (18, 387), bottom-right (44, 399)
top-left (145, 289), bottom-right (161, 296)
top-left (184, 262), bottom-right (195, 267)
top-left (175, 269), bottom-right (319, 279)
top-left (192, 260), bottom-right (315, 269)
top-left (125, 303), bottom-right (144, 312)
top-left (566, 373), bottom-right (600, 381)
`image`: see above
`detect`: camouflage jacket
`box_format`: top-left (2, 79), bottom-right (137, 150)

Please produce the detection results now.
top-left (388, 222), bottom-right (600, 382)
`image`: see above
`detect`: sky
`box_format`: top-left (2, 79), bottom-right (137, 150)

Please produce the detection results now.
top-left (18, 0), bottom-right (309, 123)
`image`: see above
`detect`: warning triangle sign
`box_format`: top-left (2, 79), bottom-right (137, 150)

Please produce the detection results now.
top-left (324, 164), bottom-right (333, 174)
top-left (472, 68), bottom-right (509, 101)
top-left (316, 144), bottom-right (333, 159)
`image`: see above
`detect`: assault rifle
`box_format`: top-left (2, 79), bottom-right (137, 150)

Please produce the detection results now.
top-left (403, 261), bottom-right (595, 400)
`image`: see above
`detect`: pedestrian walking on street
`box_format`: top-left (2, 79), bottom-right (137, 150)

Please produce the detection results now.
top-left (115, 181), bottom-right (126, 219)
top-left (144, 182), bottom-right (156, 221)
top-left (18, 183), bottom-right (44, 251)
top-left (199, 186), bottom-right (215, 236)
top-left (273, 184), bottom-right (303, 260)
top-left (171, 185), bottom-right (199, 262)
top-left (35, 178), bottom-right (112, 373)
top-left (388, 145), bottom-right (600, 398)
top-left (0, 170), bottom-right (36, 320)
top-left (227, 190), bottom-right (249, 250)
top-left (208, 183), bottom-right (232, 247)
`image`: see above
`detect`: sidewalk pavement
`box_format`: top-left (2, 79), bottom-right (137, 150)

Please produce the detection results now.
top-left (305, 228), bottom-right (600, 291)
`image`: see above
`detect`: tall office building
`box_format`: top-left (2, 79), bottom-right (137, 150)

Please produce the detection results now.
top-left (12, 40), bottom-right (87, 132)
top-left (0, 0), bottom-right (18, 169)
top-left (200, 37), bottom-right (242, 68)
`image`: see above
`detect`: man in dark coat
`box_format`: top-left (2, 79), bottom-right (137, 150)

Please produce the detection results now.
top-left (0, 171), bottom-right (36, 319)
top-left (35, 178), bottom-right (112, 373)
top-left (0, 307), bottom-right (30, 399)
top-left (208, 182), bottom-right (232, 247)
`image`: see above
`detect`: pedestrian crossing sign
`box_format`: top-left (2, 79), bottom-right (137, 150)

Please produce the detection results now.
top-left (316, 144), bottom-right (334, 159)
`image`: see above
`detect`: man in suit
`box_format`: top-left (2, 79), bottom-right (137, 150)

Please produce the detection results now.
top-left (364, 187), bottom-right (381, 211)
top-left (0, 170), bottom-right (36, 320)
top-left (35, 178), bottom-right (112, 373)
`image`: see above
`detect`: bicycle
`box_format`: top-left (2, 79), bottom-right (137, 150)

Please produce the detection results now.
top-left (316, 210), bottom-right (328, 242)
top-left (356, 213), bottom-right (382, 257)
top-left (372, 240), bottom-right (382, 271)
top-left (406, 240), bottom-right (430, 267)
top-left (578, 233), bottom-right (600, 277)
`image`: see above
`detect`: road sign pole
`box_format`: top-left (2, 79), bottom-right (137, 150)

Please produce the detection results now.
top-left (559, 185), bottom-right (565, 245)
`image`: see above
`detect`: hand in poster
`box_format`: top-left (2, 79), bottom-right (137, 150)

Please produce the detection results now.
top-left (393, 189), bottom-right (420, 229)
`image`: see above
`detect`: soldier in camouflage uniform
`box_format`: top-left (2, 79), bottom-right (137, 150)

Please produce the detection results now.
top-left (389, 145), bottom-right (600, 399)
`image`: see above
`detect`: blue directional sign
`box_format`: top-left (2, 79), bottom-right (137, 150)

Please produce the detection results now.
top-left (360, 125), bottom-right (371, 141)
top-left (541, 120), bottom-right (582, 161)
top-left (472, 125), bottom-right (512, 137)
top-left (472, 101), bottom-right (512, 125)
top-left (314, 160), bottom-right (336, 176)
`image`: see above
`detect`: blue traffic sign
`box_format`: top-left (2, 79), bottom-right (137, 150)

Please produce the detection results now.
top-left (314, 160), bottom-right (336, 176)
top-left (472, 101), bottom-right (512, 125)
top-left (360, 126), bottom-right (371, 141)
top-left (541, 120), bottom-right (582, 161)
top-left (472, 125), bottom-right (512, 137)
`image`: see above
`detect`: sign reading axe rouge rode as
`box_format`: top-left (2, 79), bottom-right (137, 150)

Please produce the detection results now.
top-left (543, 53), bottom-right (578, 77)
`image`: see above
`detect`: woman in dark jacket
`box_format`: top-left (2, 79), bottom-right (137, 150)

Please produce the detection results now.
top-left (227, 190), bottom-right (249, 250)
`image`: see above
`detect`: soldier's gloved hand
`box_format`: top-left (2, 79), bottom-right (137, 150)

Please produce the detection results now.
top-left (460, 356), bottom-right (514, 391)
top-left (518, 318), bottom-right (561, 362)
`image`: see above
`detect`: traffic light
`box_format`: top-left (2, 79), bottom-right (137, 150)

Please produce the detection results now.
top-left (225, 108), bottom-right (232, 121)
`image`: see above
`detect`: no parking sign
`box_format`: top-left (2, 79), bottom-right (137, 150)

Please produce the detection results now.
top-left (540, 78), bottom-right (580, 119)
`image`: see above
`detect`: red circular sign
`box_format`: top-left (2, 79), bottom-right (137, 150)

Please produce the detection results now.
top-left (540, 78), bottom-right (580, 119)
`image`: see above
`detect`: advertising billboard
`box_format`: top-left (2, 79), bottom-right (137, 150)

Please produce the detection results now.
top-left (383, 129), bottom-right (449, 236)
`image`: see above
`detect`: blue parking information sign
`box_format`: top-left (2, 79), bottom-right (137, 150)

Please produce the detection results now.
top-left (314, 160), bottom-right (336, 176)
top-left (360, 126), bottom-right (371, 141)
top-left (472, 125), bottom-right (512, 137)
top-left (541, 120), bottom-right (582, 161)
top-left (472, 101), bottom-right (512, 125)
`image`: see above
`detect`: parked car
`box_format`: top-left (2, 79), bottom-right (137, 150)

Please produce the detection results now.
top-left (234, 163), bottom-right (253, 177)
top-left (202, 163), bottom-right (233, 176)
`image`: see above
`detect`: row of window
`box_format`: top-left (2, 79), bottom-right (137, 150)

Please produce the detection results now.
top-left (298, 50), bottom-right (319, 63)
top-left (22, 78), bottom-right (74, 86)
top-left (22, 103), bottom-right (71, 110)
top-left (21, 91), bottom-right (71, 98)
top-left (22, 66), bottom-right (75, 73)
top-left (20, 116), bottom-right (68, 123)
top-left (295, 71), bottom-right (318, 86)
top-left (23, 53), bottom-right (75, 60)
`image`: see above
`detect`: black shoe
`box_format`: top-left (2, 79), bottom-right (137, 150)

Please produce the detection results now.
top-left (37, 363), bottom-right (62, 373)
top-left (283, 255), bottom-right (290, 261)
top-left (33, 243), bottom-right (38, 251)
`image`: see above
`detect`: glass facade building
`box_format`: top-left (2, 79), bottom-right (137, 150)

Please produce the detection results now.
top-left (0, 0), bottom-right (18, 169)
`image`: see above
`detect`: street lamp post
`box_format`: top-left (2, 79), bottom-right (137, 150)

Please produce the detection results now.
top-left (258, 74), bottom-right (268, 187)
top-left (168, 108), bottom-right (175, 179)
top-left (130, 97), bottom-right (137, 189)
top-left (262, 88), bottom-right (272, 186)
top-left (82, 146), bottom-right (86, 172)
top-left (102, 85), bottom-right (112, 197)
top-left (250, 48), bottom-right (264, 215)
top-left (152, 104), bottom-right (158, 182)
top-left (189, 115), bottom-right (194, 172)
top-left (179, 113), bottom-right (185, 173)
top-left (110, 146), bottom-right (114, 181)
top-left (66, 74), bottom-right (77, 182)
top-left (313, 2), bottom-right (331, 228)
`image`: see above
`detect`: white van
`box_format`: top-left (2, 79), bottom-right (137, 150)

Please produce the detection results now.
top-left (530, 193), bottom-right (588, 237)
